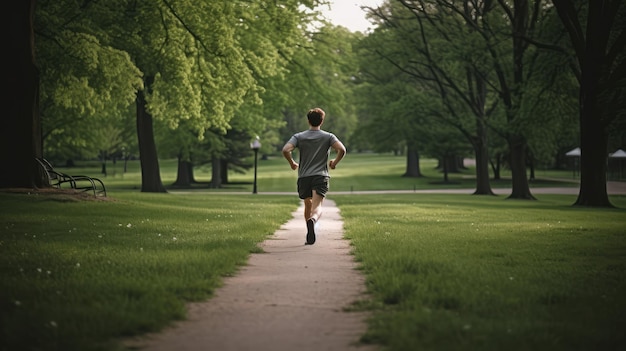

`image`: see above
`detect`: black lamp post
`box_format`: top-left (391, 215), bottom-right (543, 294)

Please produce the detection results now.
top-left (250, 136), bottom-right (261, 194)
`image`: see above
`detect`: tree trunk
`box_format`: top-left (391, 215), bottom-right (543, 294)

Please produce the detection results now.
top-left (100, 150), bottom-right (107, 176)
top-left (173, 155), bottom-right (192, 186)
top-left (210, 156), bottom-right (221, 188)
top-left (552, 0), bottom-right (618, 207)
top-left (442, 155), bottom-right (449, 182)
top-left (490, 153), bottom-right (502, 180)
top-left (402, 141), bottom-right (422, 177)
top-left (445, 155), bottom-right (460, 173)
top-left (136, 80), bottom-right (166, 193)
top-left (575, 107), bottom-right (611, 206)
top-left (507, 135), bottom-right (535, 200)
top-left (188, 162), bottom-right (197, 184)
top-left (220, 159), bottom-right (229, 184)
top-left (571, 2), bottom-right (613, 207)
top-left (472, 135), bottom-right (494, 195)
top-left (457, 156), bottom-right (467, 170)
top-left (1, 0), bottom-right (42, 189)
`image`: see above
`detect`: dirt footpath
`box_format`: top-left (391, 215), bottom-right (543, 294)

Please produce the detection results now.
top-left (124, 199), bottom-right (377, 351)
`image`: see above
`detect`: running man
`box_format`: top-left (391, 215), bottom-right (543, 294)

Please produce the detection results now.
top-left (282, 108), bottom-right (346, 245)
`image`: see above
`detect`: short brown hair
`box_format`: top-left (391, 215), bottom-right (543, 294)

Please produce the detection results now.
top-left (307, 108), bottom-right (325, 127)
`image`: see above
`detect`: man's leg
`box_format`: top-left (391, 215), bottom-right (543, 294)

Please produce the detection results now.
top-left (308, 190), bottom-right (324, 222)
top-left (302, 191), bottom-right (324, 223)
top-left (303, 197), bottom-right (312, 222)
top-left (305, 190), bottom-right (324, 245)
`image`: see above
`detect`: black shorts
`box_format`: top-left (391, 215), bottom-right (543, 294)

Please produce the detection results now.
top-left (297, 175), bottom-right (329, 199)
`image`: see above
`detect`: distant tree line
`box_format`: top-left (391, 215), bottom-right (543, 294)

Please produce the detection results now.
top-left (2, 0), bottom-right (624, 207)
top-left (352, 0), bottom-right (625, 206)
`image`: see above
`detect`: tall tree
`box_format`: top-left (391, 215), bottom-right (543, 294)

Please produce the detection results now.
top-left (41, 1), bottom-right (322, 192)
top-left (489, 0), bottom-right (542, 199)
top-left (367, 0), bottom-right (497, 194)
top-left (551, 0), bottom-right (626, 207)
top-left (372, 0), bottom-right (578, 199)
top-left (110, 1), bottom-right (253, 192)
top-left (2, 0), bottom-right (41, 189)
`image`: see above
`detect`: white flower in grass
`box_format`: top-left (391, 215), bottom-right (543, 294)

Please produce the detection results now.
top-left (140, 247), bottom-right (144, 252)
top-left (509, 276), bottom-right (514, 280)
top-left (172, 237), bottom-right (177, 241)
top-left (49, 321), bottom-right (57, 328)
top-left (37, 268), bottom-right (42, 273)
top-left (76, 263), bottom-right (80, 268)
top-left (126, 223), bottom-right (132, 228)
top-left (157, 233), bottom-right (162, 237)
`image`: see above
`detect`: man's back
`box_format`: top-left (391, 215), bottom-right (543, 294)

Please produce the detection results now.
top-left (290, 129), bottom-right (337, 178)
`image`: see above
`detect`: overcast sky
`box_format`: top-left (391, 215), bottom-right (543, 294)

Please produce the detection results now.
top-left (317, 0), bottom-right (383, 33)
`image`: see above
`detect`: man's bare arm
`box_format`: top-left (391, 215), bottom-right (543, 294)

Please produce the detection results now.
top-left (282, 142), bottom-right (299, 170)
top-left (329, 140), bottom-right (346, 169)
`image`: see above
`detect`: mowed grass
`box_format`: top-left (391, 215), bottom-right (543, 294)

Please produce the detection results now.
top-left (335, 194), bottom-right (626, 351)
top-left (0, 192), bottom-right (298, 351)
top-left (1, 153), bottom-right (625, 351)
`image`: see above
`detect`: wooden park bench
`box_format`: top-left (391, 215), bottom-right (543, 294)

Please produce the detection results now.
top-left (35, 158), bottom-right (107, 197)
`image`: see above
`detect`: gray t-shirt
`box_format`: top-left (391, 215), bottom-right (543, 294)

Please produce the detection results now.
top-left (288, 130), bottom-right (338, 178)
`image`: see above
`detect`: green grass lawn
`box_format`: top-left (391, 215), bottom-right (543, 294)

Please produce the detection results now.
top-left (0, 192), bottom-right (298, 351)
top-left (335, 194), bottom-right (626, 351)
top-left (1, 153), bottom-right (625, 351)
